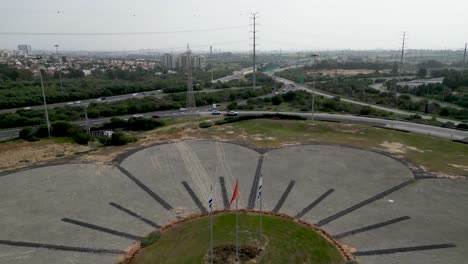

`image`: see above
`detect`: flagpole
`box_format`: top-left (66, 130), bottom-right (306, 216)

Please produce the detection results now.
top-left (259, 189), bottom-right (262, 251)
top-left (258, 174), bottom-right (263, 252)
top-left (236, 197), bottom-right (239, 262)
top-left (210, 185), bottom-right (213, 264)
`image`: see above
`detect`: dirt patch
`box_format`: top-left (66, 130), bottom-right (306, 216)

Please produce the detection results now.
top-left (0, 141), bottom-right (89, 171)
top-left (379, 141), bottom-right (424, 154)
top-left (205, 244), bottom-right (260, 264)
top-left (317, 69), bottom-right (377, 76)
top-left (448, 164), bottom-right (468, 172)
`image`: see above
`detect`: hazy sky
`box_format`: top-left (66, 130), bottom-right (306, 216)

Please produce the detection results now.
top-left (1, 0), bottom-right (467, 52)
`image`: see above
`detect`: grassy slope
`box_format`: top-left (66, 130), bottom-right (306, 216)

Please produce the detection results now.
top-left (133, 214), bottom-right (343, 264)
top-left (193, 119), bottom-right (468, 176)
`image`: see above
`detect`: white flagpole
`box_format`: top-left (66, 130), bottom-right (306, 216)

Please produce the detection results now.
top-left (210, 184), bottom-right (213, 264)
top-left (236, 197), bottom-right (239, 261)
top-left (258, 174), bottom-right (263, 252)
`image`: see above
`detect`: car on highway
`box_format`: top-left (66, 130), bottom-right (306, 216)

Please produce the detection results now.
top-left (179, 108), bottom-right (187, 112)
top-left (152, 115), bottom-right (160, 119)
top-left (23, 107), bottom-right (31, 110)
top-left (66, 102), bottom-right (74, 105)
top-left (133, 114), bottom-right (143, 118)
top-left (132, 93), bottom-right (138, 97)
top-left (211, 110), bottom-right (221, 115)
top-left (225, 111), bottom-right (238, 116)
top-left (74, 101), bottom-right (81, 104)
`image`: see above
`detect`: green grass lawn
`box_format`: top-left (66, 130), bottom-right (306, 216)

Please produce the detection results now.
top-left (132, 213), bottom-right (344, 264)
top-left (194, 119), bottom-right (468, 176)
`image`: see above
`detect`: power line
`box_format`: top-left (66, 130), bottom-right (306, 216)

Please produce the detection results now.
top-left (0, 25), bottom-right (249, 36)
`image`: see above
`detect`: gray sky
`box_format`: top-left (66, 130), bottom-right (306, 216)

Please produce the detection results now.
top-left (1, 0), bottom-right (467, 52)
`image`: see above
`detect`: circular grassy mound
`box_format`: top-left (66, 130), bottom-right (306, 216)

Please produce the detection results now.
top-left (132, 213), bottom-right (345, 264)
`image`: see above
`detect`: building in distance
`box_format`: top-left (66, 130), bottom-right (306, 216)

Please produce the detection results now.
top-left (161, 53), bottom-right (206, 71)
top-left (18, 45), bottom-right (32, 56)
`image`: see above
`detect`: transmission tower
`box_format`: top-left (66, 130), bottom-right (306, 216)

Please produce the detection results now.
top-left (185, 44), bottom-right (196, 115)
top-left (54, 44), bottom-right (64, 92)
top-left (395, 32), bottom-right (406, 107)
top-left (251, 12), bottom-right (259, 88)
top-left (399, 32), bottom-right (406, 81)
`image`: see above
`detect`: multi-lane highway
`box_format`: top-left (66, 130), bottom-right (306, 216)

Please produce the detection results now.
top-left (2, 108), bottom-right (467, 142)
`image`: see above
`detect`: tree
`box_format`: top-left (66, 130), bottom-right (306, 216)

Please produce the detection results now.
top-left (416, 68), bottom-right (427, 78)
top-left (272, 95), bottom-right (283, 105)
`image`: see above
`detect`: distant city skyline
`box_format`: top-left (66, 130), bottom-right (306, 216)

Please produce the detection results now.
top-left (1, 0), bottom-right (467, 51)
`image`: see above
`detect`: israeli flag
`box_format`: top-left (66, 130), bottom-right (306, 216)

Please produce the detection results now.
top-left (257, 174), bottom-right (263, 200)
top-left (208, 187), bottom-right (213, 212)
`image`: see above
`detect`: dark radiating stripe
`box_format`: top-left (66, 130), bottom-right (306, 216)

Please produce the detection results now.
top-left (182, 181), bottom-right (208, 213)
top-left (294, 188), bottom-right (334, 218)
top-left (248, 156), bottom-right (264, 209)
top-left (219, 177), bottom-right (229, 209)
top-left (354, 243), bottom-right (456, 256)
top-left (272, 180), bottom-right (296, 213)
top-left (317, 180), bottom-right (413, 227)
top-left (109, 202), bottom-right (160, 228)
top-left (117, 166), bottom-right (173, 210)
top-left (333, 216), bottom-right (410, 239)
top-left (0, 240), bottom-right (125, 255)
top-left (61, 218), bottom-right (144, 240)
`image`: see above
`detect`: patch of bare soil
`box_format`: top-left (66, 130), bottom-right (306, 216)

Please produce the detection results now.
top-left (205, 244), bottom-right (261, 264)
top-left (0, 141), bottom-right (89, 171)
top-left (379, 141), bottom-right (424, 154)
top-left (448, 164), bottom-right (468, 172)
top-left (317, 69), bottom-right (375, 76)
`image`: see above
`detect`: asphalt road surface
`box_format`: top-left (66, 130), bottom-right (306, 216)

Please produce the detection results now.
top-left (270, 75), bottom-right (464, 126)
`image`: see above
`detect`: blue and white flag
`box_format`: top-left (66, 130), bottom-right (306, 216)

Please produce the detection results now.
top-left (257, 174), bottom-right (263, 200)
top-left (208, 185), bottom-right (213, 213)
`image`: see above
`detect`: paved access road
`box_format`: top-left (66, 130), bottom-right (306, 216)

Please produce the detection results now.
top-left (198, 110), bottom-right (468, 142)
top-left (270, 75), bottom-right (464, 126)
top-left (2, 109), bottom-right (467, 142)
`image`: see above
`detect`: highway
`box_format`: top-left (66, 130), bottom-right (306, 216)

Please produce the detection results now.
top-left (2, 108), bottom-right (467, 142)
top-left (271, 75), bottom-right (464, 125)
top-left (0, 86), bottom-right (256, 114)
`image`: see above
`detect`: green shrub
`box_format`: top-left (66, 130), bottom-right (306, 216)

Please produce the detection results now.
top-left (214, 119), bottom-right (228, 125)
top-left (359, 106), bottom-right (372, 115)
top-left (140, 231), bottom-right (161, 248)
top-left (19, 127), bottom-right (33, 140)
top-left (199, 122), bottom-right (213, 128)
top-left (100, 132), bottom-right (136, 146)
top-left (101, 117), bottom-right (128, 129)
top-left (34, 125), bottom-right (49, 138)
top-left (127, 117), bottom-right (164, 131)
top-left (457, 123), bottom-right (468, 129)
top-left (51, 121), bottom-right (74, 137)
top-left (72, 132), bottom-right (92, 145)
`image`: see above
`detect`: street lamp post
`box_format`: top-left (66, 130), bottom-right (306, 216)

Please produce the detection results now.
top-left (54, 44), bottom-right (64, 92)
top-left (38, 67), bottom-right (51, 138)
top-left (311, 54), bottom-right (319, 125)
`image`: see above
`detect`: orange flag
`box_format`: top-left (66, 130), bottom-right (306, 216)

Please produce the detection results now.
top-left (229, 179), bottom-right (239, 207)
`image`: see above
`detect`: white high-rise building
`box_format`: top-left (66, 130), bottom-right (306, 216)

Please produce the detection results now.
top-left (162, 53), bottom-right (175, 69)
top-left (176, 54), bottom-right (206, 70)
top-left (18, 45), bottom-right (32, 56)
